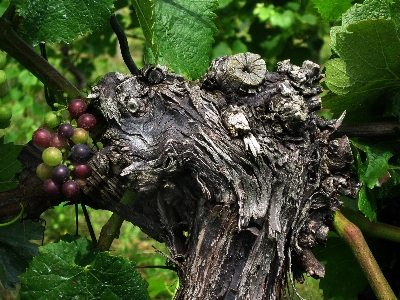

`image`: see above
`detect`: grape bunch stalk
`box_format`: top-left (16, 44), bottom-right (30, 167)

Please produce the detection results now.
top-left (32, 98), bottom-right (97, 198)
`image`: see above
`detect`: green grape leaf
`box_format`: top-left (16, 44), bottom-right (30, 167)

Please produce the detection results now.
top-left (312, 0), bottom-right (352, 22)
top-left (314, 234), bottom-right (394, 299)
top-left (326, 19), bottom-right (400, 95)
top-left (0, 143), bottom-right (23, 192)
top-left (351, 140), bottom-right (400, 220)
top-left (131, 0), bottom-right (155, 54)
top-left (323, 19), bottom-right (400, 121)
top-left (357, 185), bottom-right (377, 221)
top-left (19, 235), bottom-right (150, 300)
top-left (12, 0), bottom-right (114, 45)
top-left (322, 0), bottom-right (400, 122)
top-left (145, 0), bottom-right (218, 79)
top-left (0, 220), bottom-right (44, 289)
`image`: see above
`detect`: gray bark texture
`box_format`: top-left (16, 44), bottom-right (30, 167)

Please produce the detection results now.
top-left (0, 52), bottom-right (360, 299)
top-left (86, 52), bottom-right (360, 299)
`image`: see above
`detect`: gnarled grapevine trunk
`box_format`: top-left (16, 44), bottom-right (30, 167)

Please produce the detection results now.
top-left (0, 53), bottom-right (360, 299)
top-left (86, 53), bottom-right (359, 299)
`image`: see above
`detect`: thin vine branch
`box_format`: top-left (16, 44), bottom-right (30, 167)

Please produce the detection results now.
top-left (340, 205), bottom-right (400, 243)
top-left (332, 211), bottom-right (396, 299)
top-left (110, 14), bottom-right (140, 75)
top-left (97, 190), bottom-right (138, 251)
top-left (0, 15), bottom-right (83, 101)
top-left (333, 121), bottom-right (399, 138)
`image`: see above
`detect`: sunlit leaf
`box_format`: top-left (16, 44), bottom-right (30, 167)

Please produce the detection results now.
top-left (12, 0), bottom-right (114, 45)
top-left (20, 235), bottom-right (150, 299)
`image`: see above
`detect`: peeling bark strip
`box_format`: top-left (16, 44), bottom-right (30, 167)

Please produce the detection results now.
top-left (86, 52), bottom-right (360, 299)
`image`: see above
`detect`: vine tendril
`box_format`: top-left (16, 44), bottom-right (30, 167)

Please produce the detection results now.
top-left (0, 203), bottom-right (24, 227)
top-left (110, 15), bottom-right (140, 75)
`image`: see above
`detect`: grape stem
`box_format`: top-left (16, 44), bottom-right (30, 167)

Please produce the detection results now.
top-left (0, 5), bottom-right (83, 101)
top-left (81, 203), bottom-right (97, 244)
top-left (332, 210), bottom-right (397, 299)
top-left (97, 190), bottom-right (139, 251)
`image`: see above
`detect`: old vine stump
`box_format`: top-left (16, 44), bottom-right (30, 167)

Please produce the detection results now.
top-left (0, 53), bottom-right (360, 299)
top-left (86, 53), bottom-right (359, 299)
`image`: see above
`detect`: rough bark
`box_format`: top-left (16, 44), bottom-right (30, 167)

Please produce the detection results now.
top-left (0, 53), bottom-right (360, 299)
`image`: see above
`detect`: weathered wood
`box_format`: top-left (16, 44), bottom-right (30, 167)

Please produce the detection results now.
top-left (87, 53), bottom-right (360, 299)
top-left (0, 53), bottom-right (360, 299)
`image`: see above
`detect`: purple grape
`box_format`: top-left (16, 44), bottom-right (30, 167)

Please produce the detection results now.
top-left (43, 179), bottom-right (61, 198)
top-left (62, 180), bottom-right (80, 198)
top-left (77, 113), bottom-right (96, 131)
top-left (71, 144), bottom-right (90, 161)
top-left (49, 133), bottom-right (67, 149)
top-left (32, 128), bottom-right (51, 147)
top-left (52, 164), bottom-right (70, 183)
top-left (68, 99), bottom-right (87, 117)
top-left (73, 162), bottom-right (92, 178)
top-left (58, 123), bottom-right (74, 139)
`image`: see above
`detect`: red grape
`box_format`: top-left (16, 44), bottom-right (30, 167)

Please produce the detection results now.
top-left (49, 133), bottom-right (67, 149)
top-left (62, 180), bottom-right (80, 198)
top-left (43, 179), bottom-right (61, 198)
top-left (68, 99), bottom-right (87, 117)
top-left (52, 164), bottom-right (70, 183)
top-left (77, 113), bottom-right (96, 131)
top-left (71, 144), bottom-right (90, 161)
top-left (32, 128), bottom-right (51, 147)
top-left (73, 162), bottom-right (92, 178)
top-left (58, 123), bottom-right (74, 139)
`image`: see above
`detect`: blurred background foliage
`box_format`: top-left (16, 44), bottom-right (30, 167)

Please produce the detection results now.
top-left (0, 0), bottom-right (337, 298)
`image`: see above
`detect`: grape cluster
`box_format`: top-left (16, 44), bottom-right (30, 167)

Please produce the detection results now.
top-left (33, 99), bottom-right (97, 198)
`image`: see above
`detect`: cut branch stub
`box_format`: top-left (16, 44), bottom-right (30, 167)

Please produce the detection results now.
top-left (202, 52), bottom-right (267, 94)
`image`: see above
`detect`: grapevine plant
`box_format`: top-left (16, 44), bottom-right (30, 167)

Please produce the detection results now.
top-left (0, 0), bottom-right (399, 299)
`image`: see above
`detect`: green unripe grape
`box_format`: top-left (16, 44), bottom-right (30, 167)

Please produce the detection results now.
top-left (42, 147), bottom-right (62, 166)
top-left (0, 51), bottom-right (6, 70)
top-left (0, 106), bottom-right (12, 129)
top-left (0, 120), bottom-right (10, 129)
top-left (36, 163), bottom-right (54, 180)
top-left (0, 70), bottom-right (6, 85)
top-left (0, 70), bottom-right (8, 98)
top-left (70, 128), bottom-right (89, 144)
top-left (0, 106), bottom-right (12, 123)
top-left (44, 111), bottom-right (61, 128)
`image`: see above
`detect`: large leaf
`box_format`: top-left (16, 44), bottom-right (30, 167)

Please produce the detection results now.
top-left (12, 0), bottom-right (114, 45)
top-left (312, 0), bottom-right (352, 22)
top-left (141, 0), bottom-right (218, 79)
top-left (322, 0), bottom-right (400, 122)
top-left (19, 235), bottom-right (150, 300)
top-left (131, 0), bottom-right (155, 56)
top-left (326, 20), bottom-right (400, 95)
top-left (0, 220), bottom-right (44, 289)
top-left (0, 142), bottom-right (23, 192)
